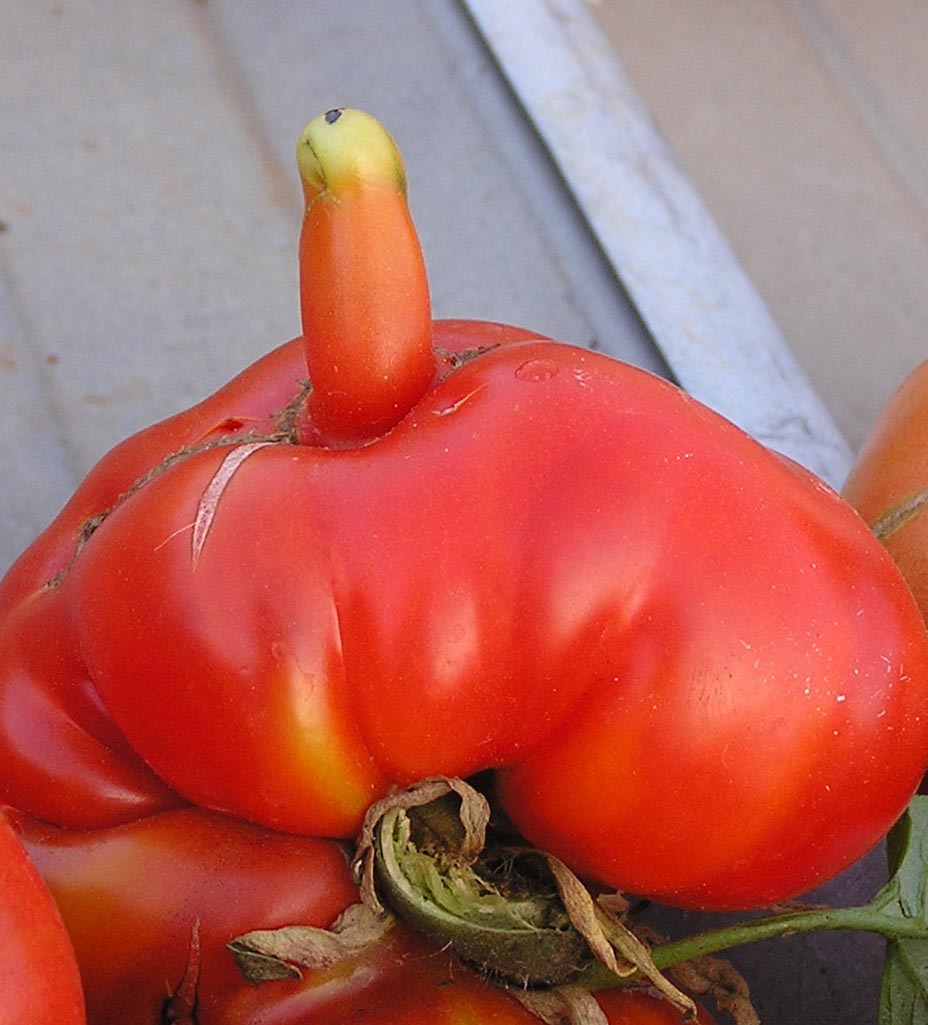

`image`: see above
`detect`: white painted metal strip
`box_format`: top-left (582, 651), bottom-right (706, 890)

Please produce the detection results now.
top-left (461, 0), bottom-right (853, 487)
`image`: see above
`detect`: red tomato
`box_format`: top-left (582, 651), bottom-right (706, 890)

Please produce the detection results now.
top-left (0, 104), bottom-right (926, 952)
top-left (0, 811), bottom-right (85, 1024)
top-left (3, 326), bottom-right (923, 911)
top-left (596, 990), bottom-right (715, 1025)
top-left (3, 326), bottom-right (924, 913)
top-left (9, 807), bottom-right (356, 1024)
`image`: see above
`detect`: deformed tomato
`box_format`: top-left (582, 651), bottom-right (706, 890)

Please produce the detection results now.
top-left (1, 108), bottom-right (927, 1025)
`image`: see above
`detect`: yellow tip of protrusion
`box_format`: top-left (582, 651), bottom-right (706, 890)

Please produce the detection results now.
top-left (296, 108), bottom-right (407, 200)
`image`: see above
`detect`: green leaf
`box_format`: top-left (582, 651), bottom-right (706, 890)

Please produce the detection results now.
top-left (876, 797), bottom-right (928, 1025)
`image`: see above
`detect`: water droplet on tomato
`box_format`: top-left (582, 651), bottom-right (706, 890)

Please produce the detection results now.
top-left (515, 357), bottom-right (559, 382)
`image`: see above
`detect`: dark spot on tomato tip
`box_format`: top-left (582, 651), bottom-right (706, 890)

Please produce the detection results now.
top-left (325, 109), bottom-right (343, 125)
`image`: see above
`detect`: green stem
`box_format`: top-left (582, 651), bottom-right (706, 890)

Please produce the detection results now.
top-left (579, 904), bottom-right (928, 990)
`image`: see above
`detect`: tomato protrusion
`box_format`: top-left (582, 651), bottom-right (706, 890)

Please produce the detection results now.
top-left (296, 108), bottom-right (434, 446)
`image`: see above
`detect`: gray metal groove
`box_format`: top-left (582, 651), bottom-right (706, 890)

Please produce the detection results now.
top-left (462, 0), bottom-right (854, 487)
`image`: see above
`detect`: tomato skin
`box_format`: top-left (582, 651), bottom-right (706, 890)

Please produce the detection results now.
top-left (10, 805), bottom-right (711, 1025)
top-left (595, 989), bottom-right (714, 1025)
top-left (2, 326), bottom-right (926, 912)
top-left (0, 583), bottom-right (184, 829)
top-left (0, 811), bottom-right (86, 1025)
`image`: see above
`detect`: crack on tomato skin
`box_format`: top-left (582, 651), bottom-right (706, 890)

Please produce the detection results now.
top-left (161, 920), bottom-right (201, 1025)
top-left (433, 343), bottom-right (499, 377)
top-left (43, 344), bottom-right (501, 590)
top-left (44, 382), bottom-right (312, 590)
top-left (431, 383), bottom-right (488, 418)
top-left (871, 486), bottom-right (928, 541)
top-left (191, 442), bottom-right (277, 570)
